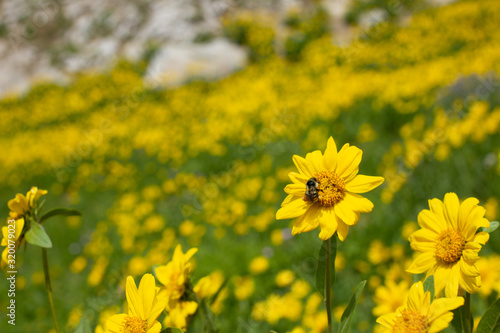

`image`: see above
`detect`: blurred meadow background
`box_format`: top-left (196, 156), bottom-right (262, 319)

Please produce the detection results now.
top-left (1, 0), bottom-right (500, 332)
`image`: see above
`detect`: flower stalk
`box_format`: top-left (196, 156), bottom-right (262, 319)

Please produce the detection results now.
top-left (325, 237), bottom-right (333, 333)
top-left (461, 292), bottom-right (472, 333)
top-left (42, 247), bottom-right (60, 333)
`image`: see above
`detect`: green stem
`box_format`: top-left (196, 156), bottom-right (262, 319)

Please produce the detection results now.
top-left (462, 292), bottom-right (472, 333)
top-left (325, 237), bottom-right (333, 333)
top-left (42, 248), bottom-right (60, 333)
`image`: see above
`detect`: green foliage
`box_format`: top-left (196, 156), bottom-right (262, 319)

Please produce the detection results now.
top-left (25, 221), bottom-right (53, 248)
top-left (315, 235), bottom-right (337, 298)
top-left (476, 298), bottom-right (500, 333)
top-left (222, 12), bottom-right (275, 62)
top-left (284, 6), bottom-right (329, 61)
top-left (338, 280), bottom-right (367, 333)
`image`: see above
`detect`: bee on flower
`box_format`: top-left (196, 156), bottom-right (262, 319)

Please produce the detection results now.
top-left (276, 137), bottom-right (384, 241)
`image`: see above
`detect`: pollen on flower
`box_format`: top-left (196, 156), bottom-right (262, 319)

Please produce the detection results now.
top-left (122, 316), bottom-right (148, 333)
top-left (392, 309), bottom-right (429, 333)
top-left (435, 229), bottom-right (466, 264)
top-left (314, 170), bottom-right (346, 207)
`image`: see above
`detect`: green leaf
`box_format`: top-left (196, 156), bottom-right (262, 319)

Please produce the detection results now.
top-left (25, 222), bottom-right (52, 248)
top-left (73, 316), bottom-right (92, 333)
top-left (478, 221), bottom-right (499, 234)
top-left (160, 328), bottom-right (184, 333)
top-left (315, 235), bottom-right (337, 298)
top-left (40, 208), bottom-right (82, 222)
top-left (476, 298), bottom-right (500, 333)
top-left (423, 275), bottom-right (435, 300)
top-left (338, 280), bottom-right (367, 333)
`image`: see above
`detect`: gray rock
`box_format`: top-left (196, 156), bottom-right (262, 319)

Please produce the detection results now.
top-left (144, 38), bottom-right (247, 88)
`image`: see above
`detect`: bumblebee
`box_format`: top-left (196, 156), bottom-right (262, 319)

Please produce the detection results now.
top-left (304, 177), bottom-right (322, 203)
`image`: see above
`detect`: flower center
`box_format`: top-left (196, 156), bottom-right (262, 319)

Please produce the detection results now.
top-left (123, 316), bottom-right (148, 333)
top-left (314, 171), bottom-right (346, 207)
top-left (392, 309), bottom-right (428, 333)
top-left (435, 229), bottom-right (465, 264)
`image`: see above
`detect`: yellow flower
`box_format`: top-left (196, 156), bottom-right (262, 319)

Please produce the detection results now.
top-left (7, 187), bottom-right (47, 220)
top-left (1, 218), bottom-right (25, 269)
top-left (372, 279), bottom-right (409, 317)
top-left (26, 187), bottom-right (48, 208)
top-left (249, 256), bottom-right (269, 274)
top-left (276, 137), bottom-right (384, 241)
top-left (377, 282), bottom-right (464, 333)
top-left (7, 194), bottom-right (29, 219)
top-left (155, 244), bottom-right (197, 307)
top-left (407, 193), bottom-right (490, 297)
top-left (163, 300), bottom-right (197, 331)
top-left (105, 274), bottom-right (167, 333)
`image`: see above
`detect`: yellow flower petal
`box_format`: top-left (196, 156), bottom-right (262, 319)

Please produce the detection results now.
top-left (318, 207), bottom-right (338, 240)
top-left (407, 252), bottom-right (436, 274)
top-left (276, 197), bottom-right (308, 220)
top-left (289, 172), bottom-right (308, 184)
top-left (106, 314), bottom-right (127, 333)
top-left (323, 137), bottom-right (338, 171)
top-left (292, 205), bottom-right (320, 235)
top-left (376, 313), bottom-right (396, 328)
top-left (336, 146), bottom-right (362, 179)
top-left (428, 297), bottom-right (464, 324)
top-left (334, 200), bottom-right (357, 226)
top-left (345, 175), bottom-right (384, 194)
top-left (285, 183), bottom-right (306, 195)
top-left (444, 264), bottom-right (461, 297)
top-left (428, 312), bottom-right (454, 333)
top-left (146, 321), bottom-right (162, 333)
top-left (458, 197), bottom-right (479, 233)
top-left (126, 276), bottom-right (141, 318)
top-left (336, 220), bottom-right (349, 241)
top-left (473, 231), bottom-right (489, 245)
top-left (406, 282), bottom-right (424, 312)
top-left (305, 150), bottom-right (324, 173)
top-left (293, 155), bottom-right (314, 178)
top-left (408, 229), bottom-right (437, 252)
top-left (417, 209), bottom-right (446, 235)
top-left (280, 194), bottom-right (295, 207)
top-left (459, 259), bottom-right (479, 277)
top-left (343, 192), bottom-right (374, 213)
top-left (428, 198), bottom-right (445, 220)
top-left (138, 274), bottom-right (156, 320)
top-left (443, 193), bottom-right (460, 229)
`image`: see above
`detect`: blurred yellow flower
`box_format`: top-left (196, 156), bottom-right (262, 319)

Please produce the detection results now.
top-left (162, 301), bottom-right (197, 331)
top-left (156, 244), bottom-right (197, 308)
top-left (105, 274), bottom-right (167, 333)
top-left (407, 193), bottom-right (490, 297)
top-left (249, 256), bottom-right (269, 274)
top-left (276, 137), bottom-right (384, 241)
top-left (275, 269), bottom-right (295, 287)
top-left (7, 194), bottom-right (29, 219)
top-left (476, 255), bottom-right (500, 298)
top-left (377, 282), bottom-right (464, 333)
top-left (372, 279), bottom-right (409, 317)
top-left (1, 218), bottom-right (25, 269)
top-left (367, 240), bottom-right (391, 265)
top-left (233, 276), bottom-right (255, 301)
top-left (7, 187), bottom-right (47, 220)
top-left (26, 187), bottom-right (48, 208)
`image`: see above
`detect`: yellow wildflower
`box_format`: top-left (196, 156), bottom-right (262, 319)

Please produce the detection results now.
top-left (407, 193), bottom-right (489, 297)
top-left (276, 137), bottom-right (384, 241)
